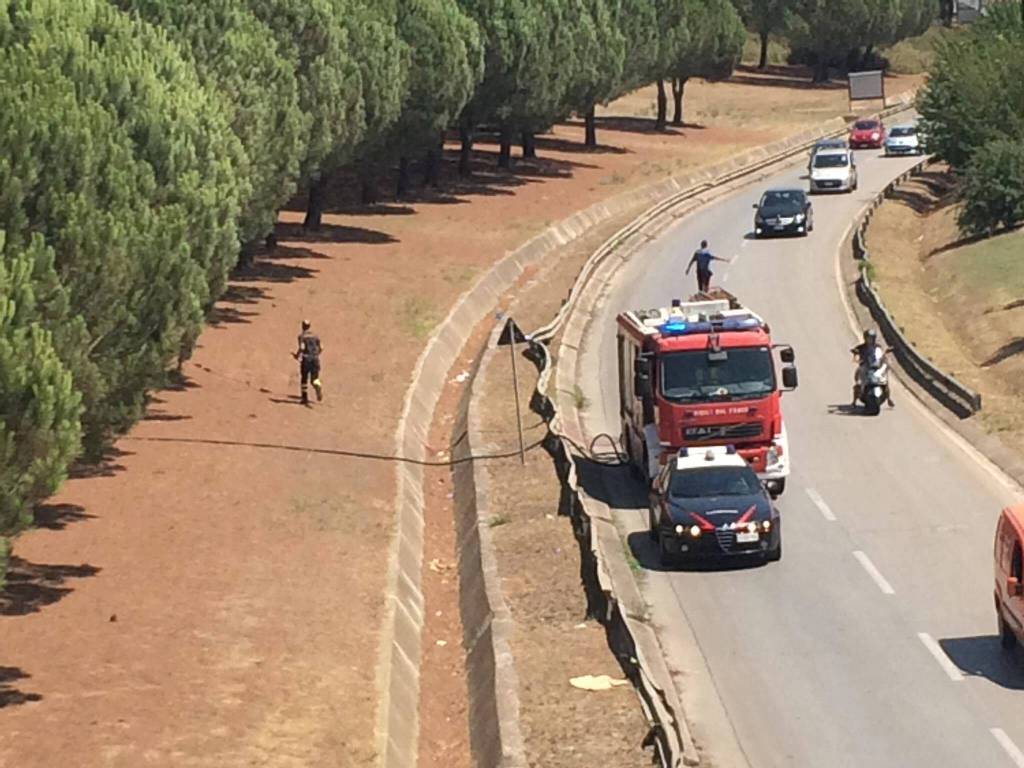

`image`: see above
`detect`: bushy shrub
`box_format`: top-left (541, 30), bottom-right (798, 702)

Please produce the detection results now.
top-left (958, 139), bottom-right (1024, 236)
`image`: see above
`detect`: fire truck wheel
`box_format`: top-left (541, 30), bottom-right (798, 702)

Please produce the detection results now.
top-left (999, 609), bottom-right (1017, 650)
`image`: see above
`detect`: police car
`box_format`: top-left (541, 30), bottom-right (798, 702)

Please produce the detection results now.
top-left (647, 445), bottom-right (782, 566)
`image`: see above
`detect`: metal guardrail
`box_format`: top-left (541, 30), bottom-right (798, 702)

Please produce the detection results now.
top-left (853, 159), bottom-right (983, 418)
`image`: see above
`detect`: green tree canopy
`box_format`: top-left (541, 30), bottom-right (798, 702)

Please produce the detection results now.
top-left (0, 0), bottom-right (243, 449)
top-left (0, 232), bottom-right (83, 548)
top-left (114, 0), bottom-right (309, 245)
top-left (662, 0), bottom-right (744, 128)
top-left (736, 0), bottom-right (798, 68)
top-left (918, 1), bottom-right (1024, 169)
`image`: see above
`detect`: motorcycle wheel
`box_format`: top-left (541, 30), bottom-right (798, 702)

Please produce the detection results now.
top-left (864, 396), bottom-right (881, 416)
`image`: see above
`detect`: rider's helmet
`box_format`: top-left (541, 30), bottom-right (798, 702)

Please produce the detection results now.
top-left (863, 329), bottom-right (876, 344)
top-left (301, 319), bottom-right (311, 331)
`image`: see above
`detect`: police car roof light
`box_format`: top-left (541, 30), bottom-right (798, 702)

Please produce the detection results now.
top-left (678, 447), bottom-right (689, 457)
top-left (726, 445), bottom-right (736, 454)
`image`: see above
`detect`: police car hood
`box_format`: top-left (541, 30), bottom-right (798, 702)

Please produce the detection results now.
top-left (667, 493), bottom-right (772, 524)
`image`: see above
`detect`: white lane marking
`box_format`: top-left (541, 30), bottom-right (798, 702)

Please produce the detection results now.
top-left (853, 550), bottom-right (895, 595)
top-left (991, 728), bottom-right (1024, 767)
top-left (805, 488), bottom-right (837, 521)
top-left (916, 632), bottom-right (964, 681)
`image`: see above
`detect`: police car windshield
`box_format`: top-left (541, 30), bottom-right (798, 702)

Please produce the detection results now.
top-left (670, 466), bottom-right (762, 498)
top-left (661, 348), bottom-right (775, 402)
top-left (814, 153), bottom-right (848, 168)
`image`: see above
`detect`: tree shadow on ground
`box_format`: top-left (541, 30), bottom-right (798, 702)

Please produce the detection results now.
top-left (982, 338), bottom-right (1024, 368)
top-left (472, 130), bottom-right (632, 155)
top-left (563, 115), bottom-right (702, 137)
top-left (939, 635), bottom-right (1024, 690)
top-left (67, 446), bottom-right (133, 480)
top-left (0, 558), bottom-right (101, 617)
top-left (927, 222), bottom-right (1024, 260)
top-left (730, 64), bottom-right (848, 90)
top-left (887, 171), bottom-right (957, 215)
top-left (230, 252), bottom-right (318, 285)
top-left (0, 667), bottom-right (42, 708)
top-left (987, 298), bottom-right (1024, 315)
top-left (32, 504), bottom-right (94, 531)
top-left (273, 222), bottom-right (397, 245)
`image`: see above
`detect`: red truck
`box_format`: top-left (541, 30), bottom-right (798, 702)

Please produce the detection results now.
top-left (616, 289), bottom-right (798, 497)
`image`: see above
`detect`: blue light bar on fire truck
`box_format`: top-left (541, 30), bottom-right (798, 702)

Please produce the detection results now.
top-left (659, 314), bottom-right (762, 337)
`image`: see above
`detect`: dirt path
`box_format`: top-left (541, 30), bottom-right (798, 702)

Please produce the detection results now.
top-left (0, 68), bottom-right (918, 768)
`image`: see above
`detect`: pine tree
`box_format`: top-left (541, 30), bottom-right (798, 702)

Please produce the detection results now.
top-left (0, 232), bottom-right (83, 573)
top-left (387, 0), bottom-right (484, 195)
top-left (668, 0), bottom-right (745, 126)
top-left (113, 0), bottom-right (309, 245)
top-left (248, 0), bottom-right (367, 225)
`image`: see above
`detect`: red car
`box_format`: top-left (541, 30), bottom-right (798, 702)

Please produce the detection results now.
top-left (849, 118), bottom-right (886, 149)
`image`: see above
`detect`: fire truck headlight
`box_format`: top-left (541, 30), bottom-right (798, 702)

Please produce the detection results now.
top-left (766, 447), bottom-right (779, 466)
top-left (689, 525), bottom-right (701, 538)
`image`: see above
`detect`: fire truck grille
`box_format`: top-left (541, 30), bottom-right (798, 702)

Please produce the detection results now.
top-left (683, 422), bottom-right (763, 441)
top-left (715, 529), bottom-right (736, 551)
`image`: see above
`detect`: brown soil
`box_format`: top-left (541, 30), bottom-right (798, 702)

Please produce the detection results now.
top-left (1, 67), bottom-right (889, 768)
top-left (866, 163), bottom-right (1024, 452)
top-left (473, 219), bottom-right (652, 767)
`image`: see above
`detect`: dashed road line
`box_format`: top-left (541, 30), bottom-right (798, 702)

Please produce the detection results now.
top-left (917, 632), bottom-right (964, 682)
top-left (853, 550), bottom-right (895, 595)
top-left (992, 729), bottom-right (1024, 767)
top-left (805, 487), bottom-right (837, 521)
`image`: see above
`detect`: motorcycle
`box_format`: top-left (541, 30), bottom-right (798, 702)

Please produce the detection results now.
top-left (853, 346), bottom-right (891, 416)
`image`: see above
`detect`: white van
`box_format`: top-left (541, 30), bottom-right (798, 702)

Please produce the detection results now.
top-left (809, 148), bottom-right (858, 194)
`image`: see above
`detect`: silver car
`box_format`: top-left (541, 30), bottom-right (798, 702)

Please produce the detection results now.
top-left (884, 124), bottom-right (922, 156)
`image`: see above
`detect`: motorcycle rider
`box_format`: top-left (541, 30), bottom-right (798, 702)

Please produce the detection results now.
top-left (850, 329), bottom-right (894, 407)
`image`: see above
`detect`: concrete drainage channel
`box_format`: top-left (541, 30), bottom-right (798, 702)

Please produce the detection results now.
top-left (377, 92), bottom-right (919, 768)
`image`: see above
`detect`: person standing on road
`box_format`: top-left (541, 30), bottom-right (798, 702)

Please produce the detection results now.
top-left (685, 240), bottom-right (731, 293)
top-left (293, 319), bottom-right (323, 405)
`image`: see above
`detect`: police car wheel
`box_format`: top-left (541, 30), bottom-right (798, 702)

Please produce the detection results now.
top-left (658, 537), bottom-right (673, 568)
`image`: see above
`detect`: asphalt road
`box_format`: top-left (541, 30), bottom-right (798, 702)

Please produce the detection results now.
top-left (575, 135), bottom-right (1024, 767)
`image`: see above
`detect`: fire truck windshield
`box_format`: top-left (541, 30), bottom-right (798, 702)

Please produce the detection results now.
top-left (660, 347), bottom-right (775, 402)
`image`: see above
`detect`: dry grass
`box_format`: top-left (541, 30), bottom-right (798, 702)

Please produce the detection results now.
top-left (866, 164), bottom-right (1024, 449)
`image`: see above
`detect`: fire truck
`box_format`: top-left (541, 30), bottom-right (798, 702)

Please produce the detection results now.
top-left (616, 289), bottom-right (798, 497)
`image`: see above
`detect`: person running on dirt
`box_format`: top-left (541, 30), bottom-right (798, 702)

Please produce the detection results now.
top-left (293, 320), bottom-right (323, 405)
top-left (685, 240), bottom-right (731, 293)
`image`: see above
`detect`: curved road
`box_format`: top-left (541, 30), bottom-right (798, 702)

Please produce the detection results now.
top-left (576, 129), bottom-right (1024, 767)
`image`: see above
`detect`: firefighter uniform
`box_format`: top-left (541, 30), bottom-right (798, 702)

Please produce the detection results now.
top-left (296, 324), bottom-right (323, 404)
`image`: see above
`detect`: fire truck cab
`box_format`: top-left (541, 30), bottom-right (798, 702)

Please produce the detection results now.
top-left (616, 289), bottom-right (798, 497)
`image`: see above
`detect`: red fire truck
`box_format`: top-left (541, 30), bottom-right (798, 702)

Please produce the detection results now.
top-left (616, 289), bottom-right (798, 497)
